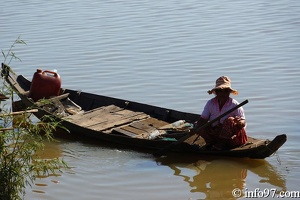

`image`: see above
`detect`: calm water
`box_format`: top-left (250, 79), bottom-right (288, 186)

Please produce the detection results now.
top-left (1, 0), bottom-right (300, 199)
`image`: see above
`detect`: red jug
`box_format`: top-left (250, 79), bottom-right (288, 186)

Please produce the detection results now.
top-left (29, 69), bottom-right (61, 102)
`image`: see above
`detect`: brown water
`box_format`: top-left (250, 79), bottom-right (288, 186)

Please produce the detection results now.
top-left (30, 138), bottom-right (289, 200)
top-left (1, 0), bottom-right (299, 199)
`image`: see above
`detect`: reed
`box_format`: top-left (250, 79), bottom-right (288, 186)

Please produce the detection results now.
top-left (0, 37), bottom-right (68, 200)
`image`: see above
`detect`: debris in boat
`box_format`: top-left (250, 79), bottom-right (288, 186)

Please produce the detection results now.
top-left (37, 96), bottom-right (82, 117)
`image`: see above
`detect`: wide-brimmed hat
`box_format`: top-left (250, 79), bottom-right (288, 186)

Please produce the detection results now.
top-left (207, 76), bottom-right (238, 95)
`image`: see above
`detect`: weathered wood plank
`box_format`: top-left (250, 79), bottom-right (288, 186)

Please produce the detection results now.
top-left (84, 105), bottom-right (121, 115)
top-left (64, 105), bottom-right (123, 122)
top-left (79, 109), bottom-right (144, 127)
top-left (121, 125), bottom-right (145, 135)
top-left (138, 117), bottom-right (169, 128)
top-left (113, 127), bottom-right (140, 137)
top-left (129, 121), bottom-right (158, 133)
top-left (88, 112), bottom-right (149, 131)
top-left (111, 117), bottom-right (169, 138)
top-left (0, 109), bottom-right (38, 116)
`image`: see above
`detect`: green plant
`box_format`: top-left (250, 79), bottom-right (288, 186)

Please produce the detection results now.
top-left (1, 36), bottom-right (26, 65)
top-left (1, 37), bottom-right (67, 200)
top-left (1, 36), bottom-right (26, 100)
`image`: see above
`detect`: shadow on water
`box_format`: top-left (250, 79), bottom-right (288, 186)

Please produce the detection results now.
top-left (155, 153), bottom-right (286, 199)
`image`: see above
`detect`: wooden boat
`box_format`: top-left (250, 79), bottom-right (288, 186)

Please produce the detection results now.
top-left (1, 63), bottom-right (287, 159)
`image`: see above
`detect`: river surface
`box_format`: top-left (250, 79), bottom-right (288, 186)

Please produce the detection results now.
top-left (1, 0), bottom-right (300, 199)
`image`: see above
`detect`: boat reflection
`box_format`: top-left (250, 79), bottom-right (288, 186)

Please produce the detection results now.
top-left (156, 154), bottom-right (286, 199)
top-left (34, 139), bottom-right (63, 160)
top-left (29, 140), bottom-right (64, 195)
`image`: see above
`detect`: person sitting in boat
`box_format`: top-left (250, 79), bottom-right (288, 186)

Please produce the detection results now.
top-left (195, 76), bottom-right (248, 150)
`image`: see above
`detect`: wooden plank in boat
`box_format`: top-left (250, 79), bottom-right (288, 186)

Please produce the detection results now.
top-left (114, 126), bottom-right (144, 137)
top-left (130, 121), bottom-right (158, 132)
top-left (89, 114), bottom-right (149, 132)
top-left (112, 117), bottom-right (169, 138)
top-left (123, 125), bottom-right (144, 135)
top-left (86, 110), bottom-right (149, 131)
top-left (133, 128), bottom-right (165, 139)
top-left (113, 124), bottom-right (152, 138)
top-left (83, 105), bottom-right (122, 115)
top-left (128, 121), bottom-right (160, 139)
top-left (138, 117), bottom-right (169, 128)
top-left (112, 127), bottom-right (138, 137)
top-left (81, 109), bottom-right (146, 127)
top-left (65, 105), bottom-right (123, 122)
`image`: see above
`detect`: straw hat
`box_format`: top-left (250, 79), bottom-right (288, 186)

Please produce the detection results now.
top-left (207, 76), bottom-right (238, 95)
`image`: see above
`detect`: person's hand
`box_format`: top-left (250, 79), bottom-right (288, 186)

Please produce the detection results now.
top-left (234, 116), bottom-right (245, 128)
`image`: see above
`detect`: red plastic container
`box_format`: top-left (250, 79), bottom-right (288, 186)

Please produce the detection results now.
top-left (29, 69), bottom-right (61, 102)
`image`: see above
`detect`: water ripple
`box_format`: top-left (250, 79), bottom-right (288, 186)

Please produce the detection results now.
top-left (1, 0), bottom-right (300, 199)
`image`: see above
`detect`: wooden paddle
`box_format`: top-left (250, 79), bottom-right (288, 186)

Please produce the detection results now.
top-left (153, 99), bottom-right (249, 157)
